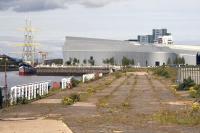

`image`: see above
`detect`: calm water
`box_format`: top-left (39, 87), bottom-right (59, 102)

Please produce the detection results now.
top-left (0, 71), bottom-right (80, 89)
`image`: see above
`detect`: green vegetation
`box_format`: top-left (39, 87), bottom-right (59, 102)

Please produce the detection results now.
top-left (177, 77), bottom-right (195, 91)
top-left (103, 57), bottom-right (115, 65)
top-left (150, 66), bottom-right (177, 82)
top-left (152, 66), bottom-right (170, 78)
top-left (122, 56), bottom-right (134, 67)
top-left (65, 57), bottom-right (80, 66)
top-left (72, 58), bottom-right (80, 65)
top-left (62, 97), bottom-right (74, 105)
top-left (153, 110), bottom-right (200, 125)
top-left (192, 102), bottom-right (200, 112)
top-left (167, 58), bottom-right (172, 65)
top-left (16, 97), bottom-right (29, 104)
top-left (98, 97), bottom-right (109, 108)
top-left (62, 93), bottom-right (80, 105)
top-left (87, 87), bottom-right (96, 94)
top-left (83, 59), bottom-right (87, 65)
top-left (69, 93), bottom-right (80, 102)
top-left (65, 57), bottom-right (73, 65)
top-left (189, 85), bottom-right (200, 98)
top-left (71, 78), bottom-right (81, 87)
top-left (88, 56), bottom-right (95, 66)
top-left (121, 102), bottom-right (130, 108)
top-left (173, 56), bottom-right (185, 65)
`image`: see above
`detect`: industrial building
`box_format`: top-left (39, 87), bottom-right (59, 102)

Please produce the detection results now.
top-left (63, 36), bottom-right (200, 67)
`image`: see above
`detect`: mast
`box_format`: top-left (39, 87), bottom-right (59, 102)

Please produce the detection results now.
top-left (22, 18), bottom-right (35, 65)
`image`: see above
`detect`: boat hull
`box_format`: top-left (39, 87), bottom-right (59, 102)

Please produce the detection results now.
top-left (19, 64), bottom-right (36, 75)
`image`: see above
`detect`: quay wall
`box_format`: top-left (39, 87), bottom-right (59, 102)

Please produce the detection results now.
top-left (36, 66), bottom-right (110, 76)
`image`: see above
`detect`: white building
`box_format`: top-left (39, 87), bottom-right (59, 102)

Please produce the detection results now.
top-left (158, 35), bottom-right (173, 45)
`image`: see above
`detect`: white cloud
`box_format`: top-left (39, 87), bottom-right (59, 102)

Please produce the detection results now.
top-left (0, 0), bottom-right (124, 12)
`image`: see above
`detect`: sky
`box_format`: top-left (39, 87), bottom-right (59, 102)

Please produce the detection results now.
top-left (0, 0), bottom-right (200, 58)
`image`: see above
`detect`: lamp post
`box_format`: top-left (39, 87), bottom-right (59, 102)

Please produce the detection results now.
top-left (0, 56), bottom-right (8, 106)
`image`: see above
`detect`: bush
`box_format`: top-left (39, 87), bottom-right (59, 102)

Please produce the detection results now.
top-left (189, 87), bottom-right (198, 98)
top-left (62, 93), bottom-right (80, 105)
top-left (36, 93), bottom-right (42, 99)
top-left (71, 78), bottom-right (80, 87)
top-left (69, 93), bottom-right (80, 102)
top-left (177, 77), bottom-right (195, 91)
top-left (62, 97), bottom-right (74, 105)
top-left (189, 85), bottom-right (200, 98)
top-left (16, 97), bottom-right (29, 104)
top-left (153, 66), bottom-right (170, 78)
top-left (16, 97), bottom-right (23, 104)
top-left (22, 98), bottom-right (29, 104)
top-left (192, 102), bottom-right (200, 112)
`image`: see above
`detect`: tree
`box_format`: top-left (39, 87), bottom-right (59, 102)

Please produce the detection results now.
top-left (103, 58), bottom-right (109, 65)
top-left (181, 57), bottom-right (185, 64)
top-left (88, 56), bottom-right (95, 66)
top-left (103, 57), bottom-right (115, 66)
top-left (110, 57), bottom-right (115, 65)
top-left (83, 59), bottom-right (87, 65)
top-left (65, 57), bottom-right (72, 65)
top-left (167, 58), bottom-right (171, 65)
top-left (72, 58), bottom-right (78, 65)
top-left (173, 56), bottom-right (185, 65)
top-left (145, 60), bottom-right (148, 67)
top-left (173, 57), bottom-right (178, 65)
top-left (130, 59), bottom-right (135, 66)
top-left (122, 56), bottom-right (130, 67)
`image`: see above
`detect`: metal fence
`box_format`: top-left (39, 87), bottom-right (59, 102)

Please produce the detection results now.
top-left (177, 66), bottom-right (200, 84)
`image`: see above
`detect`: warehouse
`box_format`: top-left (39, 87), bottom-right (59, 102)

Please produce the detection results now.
top-left (63, 36), bottom-right (198, 67)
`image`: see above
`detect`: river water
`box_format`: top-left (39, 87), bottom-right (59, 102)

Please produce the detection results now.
top-left (0, 71), bottom-right (80, 89)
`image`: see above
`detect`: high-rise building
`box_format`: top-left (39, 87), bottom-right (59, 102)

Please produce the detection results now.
top-left (138, 35), bottom-right (153, 44)
top-left (153, 29), bottom-right (169, 43)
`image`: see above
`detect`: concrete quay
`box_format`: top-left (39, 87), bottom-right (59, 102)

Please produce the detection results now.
top-left (36, 66), bottom-right (111, 76)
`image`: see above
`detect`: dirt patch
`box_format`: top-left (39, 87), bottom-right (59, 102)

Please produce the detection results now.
top-left (33, 99), bottom-right (62, 104)
top-left (0, 118), bottom-right (73, 133)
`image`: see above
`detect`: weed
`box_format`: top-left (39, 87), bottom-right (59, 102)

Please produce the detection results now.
top-left (153, 110), bottom-right (200, 125)
top-left (87, 87), bottom-right (96, 94)
top-left (122, 102), bottom-right (130, 107)
top-left (192, 102), bottom-right (200, 112)
top-left (69, 93), bottom-right (80, 102)
top-left (62, 97), bottom-right (74, 105)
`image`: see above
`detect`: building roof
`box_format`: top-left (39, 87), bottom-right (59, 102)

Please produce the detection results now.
top-left (64, 36), bottom-right (175, 53)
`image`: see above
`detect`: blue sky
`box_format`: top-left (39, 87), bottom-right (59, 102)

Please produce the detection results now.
top-left (0, 0), bottom-right (200, 58)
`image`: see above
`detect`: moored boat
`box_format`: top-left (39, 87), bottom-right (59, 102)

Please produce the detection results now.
top-left (19, 63), bottom-right (36, 75)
